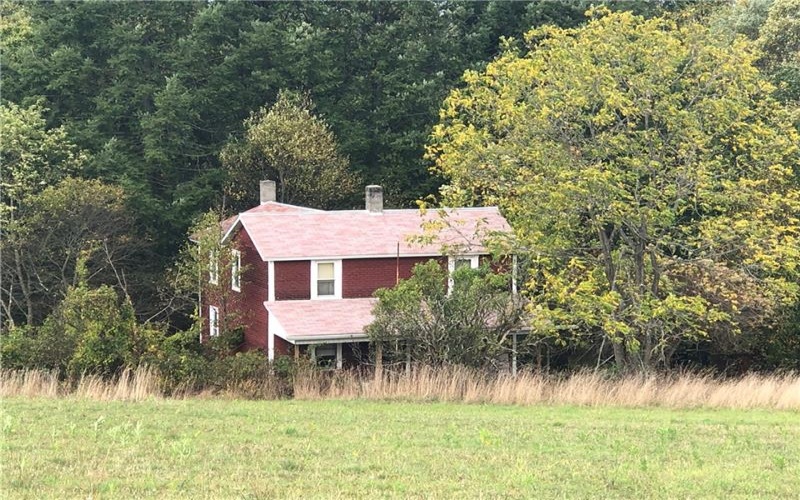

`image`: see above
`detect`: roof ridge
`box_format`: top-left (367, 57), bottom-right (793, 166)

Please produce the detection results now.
top-left (238, 206), bottom-right (502, 217)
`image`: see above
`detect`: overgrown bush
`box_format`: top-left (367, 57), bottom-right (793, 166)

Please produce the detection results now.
top-left (1, 324), bottom-right (76, 371)
top-left (367, 260), bottom-right (524, 369)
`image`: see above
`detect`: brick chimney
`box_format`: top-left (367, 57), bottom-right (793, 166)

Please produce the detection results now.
top-left (260, 180), bottom-right (276, 204)
top-left (366, 185), bottom-right (383, 214)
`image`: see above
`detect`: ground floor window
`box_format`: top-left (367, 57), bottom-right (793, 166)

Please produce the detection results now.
top-left (209, 305), bottom-right (219, 337)
top-left (313, 344), bottom-right (337, 367)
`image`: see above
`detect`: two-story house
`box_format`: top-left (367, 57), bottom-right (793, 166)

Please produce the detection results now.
top-left (202, 180), bottom-right (512, 368)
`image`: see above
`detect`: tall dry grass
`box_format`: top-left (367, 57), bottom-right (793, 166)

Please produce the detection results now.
top-left (0, 366), bottom-right (162, 401)
top-left (2, 365), bottom-right (799, 410)
top-left (295, 366), bottom-right (800, 410)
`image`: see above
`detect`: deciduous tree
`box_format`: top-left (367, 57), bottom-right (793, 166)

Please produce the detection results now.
top-left (429, 9), bottom-right (800, 371)
top-left (220, 91), bottom-right (359, 210)
top-left (1, 179), bottom-right (138, 326)
top-left (757, 0), bottom-right (800, 103)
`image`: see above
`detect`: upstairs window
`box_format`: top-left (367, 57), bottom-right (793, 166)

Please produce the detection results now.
top-left (209, 305), bottom-right (219, 337)
top-left (311, 260), bottom-right (341, 299)
top-left (209, 250), bottom-right (219, 285)
top-left (447, 255), bottom-right (480, 292)
top-left (317, 262), bottom-right (335, 296)
top-left (448, 255), bottom-right (479, 274)
top-left (231, 249), bottom-right (241, 292)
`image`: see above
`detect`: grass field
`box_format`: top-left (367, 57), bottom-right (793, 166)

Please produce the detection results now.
top-left (3, 398), bottom-right (799, 498)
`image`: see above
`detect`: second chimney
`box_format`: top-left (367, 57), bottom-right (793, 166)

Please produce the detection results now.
top-left (366, 185), bottom-right (383, 214)
top-left (260, 180), bottom-right (276, 204)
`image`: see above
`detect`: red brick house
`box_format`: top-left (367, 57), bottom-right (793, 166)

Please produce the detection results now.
top-left (201, 181), bottom-right (512, 368)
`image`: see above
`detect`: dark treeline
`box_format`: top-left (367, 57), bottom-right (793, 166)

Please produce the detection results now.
top-left (1, 0), bottom-right (663, 322)
top-left (3, 1), bottom-right (590, 218)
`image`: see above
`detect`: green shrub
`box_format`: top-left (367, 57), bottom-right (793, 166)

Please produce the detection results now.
top-left (1, 322), bottom-right (80, 372)
top-left (56, 285), bottom-right (137, 377)
top-left (2, 325), bottom-right (46, 370)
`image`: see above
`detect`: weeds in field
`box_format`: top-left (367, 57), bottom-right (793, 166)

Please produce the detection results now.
top-left (2, 365), bottom-right (798, 410)
top-left (0, 367), bottom-right (161, 401)
top-left (296, 366), bottom-right (800, 410)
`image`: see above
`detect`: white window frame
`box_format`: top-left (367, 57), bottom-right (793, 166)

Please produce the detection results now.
top-left (208, 305), bottom-right (220, 337)
top-left (310, 343), bottom-right (343, 369)
top-left (209, 250), bottom-right (219, 285)
top-left (231, 249), bottom-right (241, 292)
top-left (310, 260), bottom-right (342, 300)
top-left (447, 255), bottom-right (480, 292)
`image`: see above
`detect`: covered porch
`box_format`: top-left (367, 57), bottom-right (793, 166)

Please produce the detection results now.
top-left (265, 298), bottom-right (376, 369)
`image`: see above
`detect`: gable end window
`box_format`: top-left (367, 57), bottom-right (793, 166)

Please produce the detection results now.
top-left (231, 249), bottom-right (241, 292)
top-left (209, 305), bottom-right (220, 337)
top-left (311, 260), bottom-right (342, 299)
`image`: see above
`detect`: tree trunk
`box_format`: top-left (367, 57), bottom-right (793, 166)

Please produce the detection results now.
top-left (612, 340), bottom-right (627, 372)
top-left (13, 246), bottom-right (33, 325)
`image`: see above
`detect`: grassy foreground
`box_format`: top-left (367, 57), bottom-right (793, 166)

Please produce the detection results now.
top-left (2, 399), bottom-right (799, 499)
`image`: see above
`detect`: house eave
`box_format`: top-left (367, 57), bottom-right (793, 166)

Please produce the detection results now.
top-left (282, 333), bottom-right (370, 345)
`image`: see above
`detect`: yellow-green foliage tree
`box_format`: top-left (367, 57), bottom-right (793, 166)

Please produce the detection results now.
top-left (757, 0), bottom-right (800, 103)
top-left (428, 8), bottom-right (800, 371)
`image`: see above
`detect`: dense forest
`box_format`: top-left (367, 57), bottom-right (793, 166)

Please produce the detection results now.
top-left (2, 0), bottom-right (798, 378)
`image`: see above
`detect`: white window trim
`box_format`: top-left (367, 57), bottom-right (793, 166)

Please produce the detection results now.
top-left (209, 250), bottom-right (219, 285)
top-left (209, 305), bottom-right (220, 338)
top-left (231, 249), bottom-right (241, 292)
top-left (447, 255), bottom-right (480, 292)
top-left (309, 343), bottom-right (342, 369)
top-left (310, 260), bottom-right (342, 300)
top-left (267, 261), bottom-right (275, 302)
top-left (511, 255), bottom-right (518, 295)
top-left (448, 255), bottom-right (480, 273)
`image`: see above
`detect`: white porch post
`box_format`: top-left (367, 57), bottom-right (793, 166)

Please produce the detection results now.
top-left (267, 327), bottom-right (275, 362)
top-left (336, 343), bottom-right (343, 370)
top-left (511, 255), bottom-right (518, 295)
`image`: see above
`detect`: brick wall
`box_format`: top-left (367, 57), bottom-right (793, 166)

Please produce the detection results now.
top-left (274, 260), bottom-right (311, 300)
top-left (237, 229), bottom-right (268, 350)
top-left (275, 335), bottom-right (292, 357)
top-left (200, 228), bottom-right (267, 350)
top-left (342, 257), bottom-right (442, 298)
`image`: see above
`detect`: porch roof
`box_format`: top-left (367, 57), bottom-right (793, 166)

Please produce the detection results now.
top-left (265, 298), bottom-right (376, 344)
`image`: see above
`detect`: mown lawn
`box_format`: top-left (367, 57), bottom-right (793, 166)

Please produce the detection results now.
top-left (2, 398), bottom-right (798, 499)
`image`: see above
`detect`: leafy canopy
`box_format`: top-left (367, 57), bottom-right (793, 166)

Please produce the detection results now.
top-left (1, 178), bottom-right (137, 326)
top-left (221, 91), bottom-right (359, 210)
top-left (0, 102), bottom-right (86, 217)
top-left (429, 8), bottom-right (800, 371)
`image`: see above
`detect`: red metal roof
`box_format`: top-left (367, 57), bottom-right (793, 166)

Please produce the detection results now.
top-left (265, 298), bottom-right (376, 342)
top-left (234, 207), bottom-right (510, 261)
